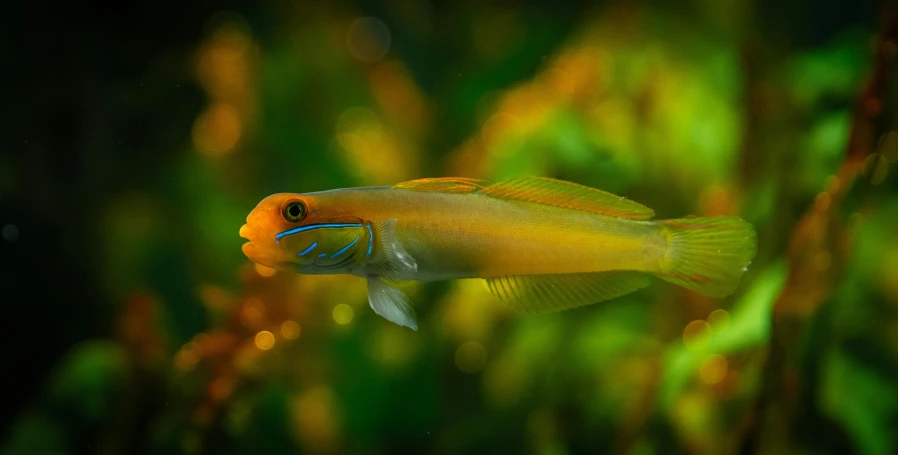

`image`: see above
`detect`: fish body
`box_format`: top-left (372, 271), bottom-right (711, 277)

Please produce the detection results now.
top-left (281, 187), bottom-right (660, 279)
top-left (240, 177), bottom-right (757, 330)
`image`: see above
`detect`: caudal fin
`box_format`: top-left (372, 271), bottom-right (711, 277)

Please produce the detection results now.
top-left (655, 216), bottom-right (757, 297)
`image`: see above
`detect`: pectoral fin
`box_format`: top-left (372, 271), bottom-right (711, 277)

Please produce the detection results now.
top-left (485, 271), bottom-right (650, 314)
top-left (369, 218), bottom-right (418, 281)
top-left (367, 276), bottom-right (418, 330)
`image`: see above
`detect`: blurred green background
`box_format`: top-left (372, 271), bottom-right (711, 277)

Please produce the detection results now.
top-left (2, 1), bottom-right (898, 454)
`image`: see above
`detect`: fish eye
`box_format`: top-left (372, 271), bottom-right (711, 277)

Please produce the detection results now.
top-left (282, 200), bottom-right (306, 223)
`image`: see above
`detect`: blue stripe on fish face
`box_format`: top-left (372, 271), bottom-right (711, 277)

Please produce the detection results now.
top-left (365, 224), bottom-right (374, 258)
top-left (331, 235), bottom-right (360, 258)
top-left (275, 223), bottom-right (363, 243)
top-left (297, 241), bottom-right (318, 257)
top-left (318, 253), bottom-right (326, 258)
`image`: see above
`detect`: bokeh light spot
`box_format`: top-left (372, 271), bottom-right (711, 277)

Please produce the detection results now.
top-left (281, 320), bottom-right (301, 340)
top-left (814, 192), bottom-right (831, 212)
top-left (254, 330), bottom-right (275, 350)
top-left (192, 102), bottom-right (242, 156)
top-left (175, 342), bottom-right (203, 371)
top-left (210, 376), bottom-right (234, 403)
top-left (683, 320), bottom-right (712, 352)
top-left (699, 354), bottom-right (728, 384)
top-left (334, 106), bottom-right (414, 183)
top-left (2, 224), bottom-right (18, 243)
top-left (346, 17), bottom-right (391, 62)
top-left (254, 263), bottom-right (277, 277)
top-left (234, 343), bottom-right (261, 373)
top-left (240, 297), bottom-right (265, 329)
top-left (369, 61), bottom-right (429, 133)
top-left (699, 184), bottom-right (732, 216)
top-left (196, 23), bottom-right (251, 100)
top-left (292, 386), bottom-right (341, 453)
top-left (864, 153), bottom-right (889, 186)
top-left (455, 341), bottom-right (488, 374)
top-left (879, 131), bottom-right (898, 163)
top-left (707, 309), bottom-right (730, 333)
top-left (199, 285), bottom-right (231, 310)
top-left (333, 304), bottom-right (354, 325)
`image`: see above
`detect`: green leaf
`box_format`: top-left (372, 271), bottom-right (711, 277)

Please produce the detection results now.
top-left (659, 260), bottom-right (786, 408)
top-left (820, 347), bottom-right (898, 455)
top-left (43, 340), bottom-right (130, 424)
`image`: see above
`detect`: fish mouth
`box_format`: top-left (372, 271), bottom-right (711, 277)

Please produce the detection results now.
top-left (239, 224), bottom-right (254, 251)
top-left (241, 242), bottom-right (254, 258)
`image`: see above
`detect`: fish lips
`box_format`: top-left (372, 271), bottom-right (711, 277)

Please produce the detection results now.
top-left (239, 224), bottom-right (256, 254)
top-left (239, 223), bottom-right (283, 269)
top-left (239, 223), bottom-right (252, 241)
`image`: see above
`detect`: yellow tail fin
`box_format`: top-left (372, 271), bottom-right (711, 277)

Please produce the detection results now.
top-left (656, 216), bottom-right (758, 297)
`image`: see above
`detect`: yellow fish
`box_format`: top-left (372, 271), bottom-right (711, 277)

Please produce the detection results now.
top-left (240, 177), bottom-right (757, 330)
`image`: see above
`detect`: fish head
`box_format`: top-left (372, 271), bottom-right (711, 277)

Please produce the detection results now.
top-left (240, 193), bottom-right (370, 273)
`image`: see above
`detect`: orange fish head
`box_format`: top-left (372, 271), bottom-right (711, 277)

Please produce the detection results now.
top-left (240, 193), bottom-right (370, 273)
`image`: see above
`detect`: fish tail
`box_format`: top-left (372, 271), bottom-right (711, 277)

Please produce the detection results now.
top-left (654, 216), bottom-right (757, 297)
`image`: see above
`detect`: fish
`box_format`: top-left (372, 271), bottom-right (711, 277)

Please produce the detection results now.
top-left (239, 177), bottom-right (758, 330)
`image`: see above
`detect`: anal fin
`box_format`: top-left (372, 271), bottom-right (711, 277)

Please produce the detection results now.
top-left (485, 271), bottom-right (650, 314)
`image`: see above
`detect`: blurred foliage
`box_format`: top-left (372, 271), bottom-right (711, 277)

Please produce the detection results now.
top-left (1, 1), bottom-right (897, 454)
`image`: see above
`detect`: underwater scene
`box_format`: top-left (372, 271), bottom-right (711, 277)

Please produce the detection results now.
top-left (2, 1), bottom-right (898, 454)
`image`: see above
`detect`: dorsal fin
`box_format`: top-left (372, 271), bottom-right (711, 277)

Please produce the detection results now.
top-left (482, 177), bottom-right (654, 220)
top-left (394, 177), bottom-right (488, 193)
